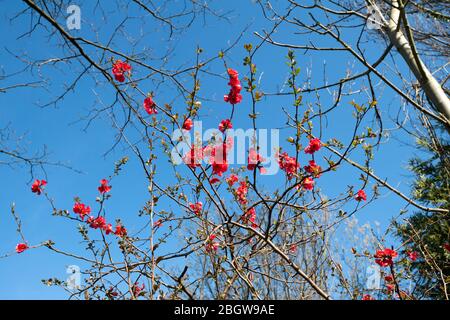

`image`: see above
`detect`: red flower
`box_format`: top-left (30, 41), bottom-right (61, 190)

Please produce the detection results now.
top-left (210, 177), bottom-right (220, 184)
top-left (143, 96), bottom-right (157, 115)
top-left (226, 174), bottom-right (239, 186)
top-left (153, 219), bottom-right (163, 229)
top-left (247, 148), bottom-right (266, 173)
top-left (219, 119), bottom-right (233, 133)
top-left (302, 177), bottom-right (314, 190)
top-left (355, 189), bottom-right (367, 202)
top-left (206, 234), bottom-right (219, 252)
top-left (304, 160), bottom-right (322, 178)
top-left (384, 275), bottom-right (394, 282)
top-left (182, 118), bottom-right (193, 131)
top-left (112, 60), bottom-right (131, 82)
top-left (213, 162), bottom-right (228, 177)
top-left (362, 294), bottom-right (375, 300)
top-left (114, 225), bottom-right (127, 237)
top-left (236, 181), bottom-right (248, 205)
top-left (224, 68), bottom-right (243, 105)
top-left (98, 179), bottom-right (112, 194)
top-left (73, 202), bottom-right (91, 221)
top-left (15, 243), bottom-right (28, 254)
top-left (278, 152), bottom-right (299, 180)
top-left (104, 223), bottom-right (113, 235)
top-left (408, 251), bottom-right (419, 261)
top-left (189, 202), bottom-right (203, 216)
top-left (289, 244), bottom-right (298, 253)
top-left (304, 138), bottom-right (322, 154)
top-left (374, 248), bottom-right (398, 267)
top-left (206, 242), bottom-right (219, 252)
top-left (31, 179), bottom-right (47, 195)
top-left (227, 68), bottom-right (239, 78)
top-left (87, 216), bottom-right (107, 230)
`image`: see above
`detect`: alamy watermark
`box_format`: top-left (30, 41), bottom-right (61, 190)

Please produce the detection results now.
top-left (66, 5), bottom-right (81, 30)
top-left (365, 264), bottom-right (381, 290)
top-left (66, 265), bottom-right (81, 290)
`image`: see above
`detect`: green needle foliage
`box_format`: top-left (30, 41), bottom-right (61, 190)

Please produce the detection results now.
top-left (395, 125), bottom-right (449, 299)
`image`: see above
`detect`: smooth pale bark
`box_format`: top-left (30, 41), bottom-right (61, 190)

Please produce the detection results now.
top-left (385, 0), bottom-right (450, 125)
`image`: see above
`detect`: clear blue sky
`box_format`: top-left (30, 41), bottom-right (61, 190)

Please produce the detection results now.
top-left (0, 0), bottom-right (417, 299)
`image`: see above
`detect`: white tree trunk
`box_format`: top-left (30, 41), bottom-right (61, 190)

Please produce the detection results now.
top-left (385, 0), bottom-right (450, 124)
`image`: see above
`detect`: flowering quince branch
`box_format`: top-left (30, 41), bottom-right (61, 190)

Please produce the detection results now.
top-left (283, 106), bottom-right (448, 215)
top-left (324, 144), bottom-right (448, 214)
top-left (4, 1), bottom-right (448, 301)
top-left (229, 220), bottom-right (331, 300)
top-left (5, 47), bottom-right (427, 300)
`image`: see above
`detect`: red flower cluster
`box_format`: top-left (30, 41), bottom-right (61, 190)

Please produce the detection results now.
top-left (224, 68), bottom-right (242, 105)
top-left (31, 179), bottom-right (47, 195)
top-left (242, 207), bottom-right (257, 228)
top-left (304, 160), bottom-right (322, 178)
top-left (189, 202), bottom-right (203, 215)
top-left (87, 216), bottom-right (107, 229)
top-left (132, 282), bottom-right (145, 297)
top-left (210, 143), bottom-right (229, 176)
top-left (183, 137), bottom-right (234, 180)
top-left (182, 118), bottom-right (193, 131)
top-left (355, 189), bottom-right (367, 202)
top-left (16, 243), bottom-right (28, 254)
top-left (277, 152), bottom-right (299, 180)
top-left (112, 60), bottom-right (131, 82)
top-left (106, 287), bottom-right (119, 298)
top-left (236, 181), bottom-right (249, 205)
top-left (212, 161), bottom-right (228, 177)
top-left (114, 225), bottom-right (127, 237)
top-left (219, 119), bottom-right (233, 133)
top-left (362, 294), bottom-right (375, 300)
top-left (374, 248), bottom-right (398, 267)
top-left (70, 179), bottom-right (126, 238)
top-left (98, 179), bottom-right (112, 194)
top-left (143, 96), bottom-right (157, 115)
top-left (73, 202), bottom-right (91, 221)
top-left (302, 177), bottom-right (314, 190)
top-left (183, 145), bottom-right (203, 169)
top-left (85, 215), bottom-right (127, 238)
top-left (226, 174), bottom-right (239, 186)
top-left (304, 138), bottom-right (322, 154)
